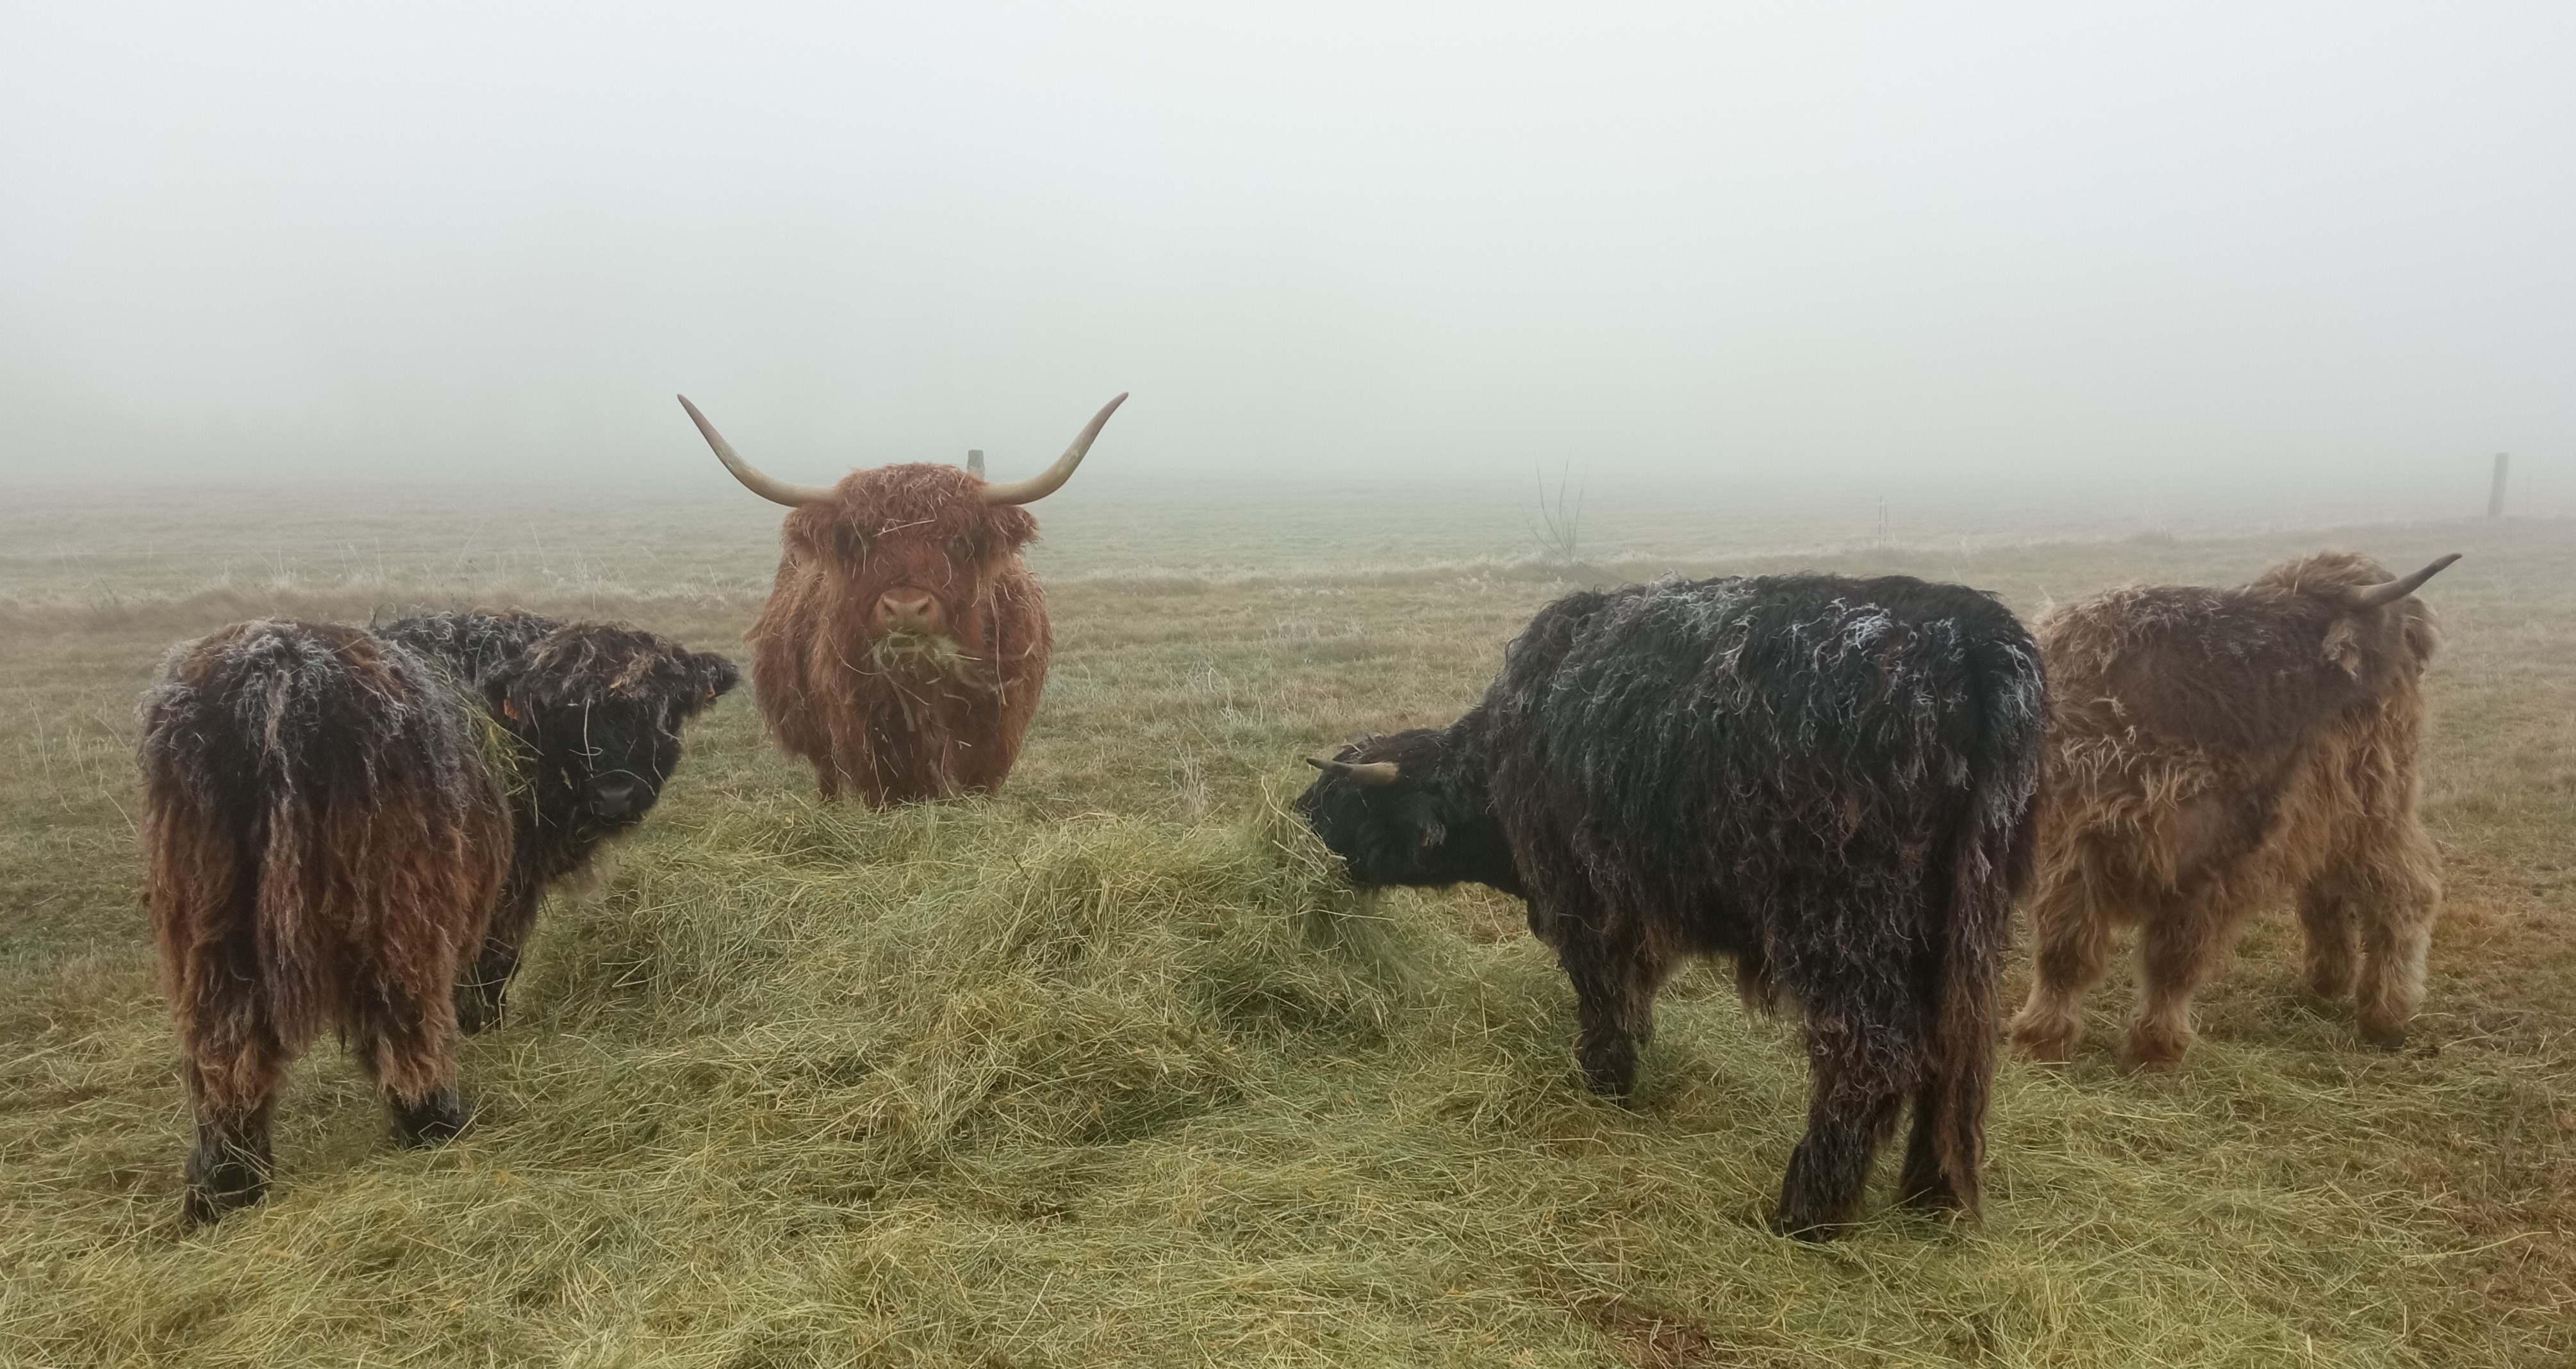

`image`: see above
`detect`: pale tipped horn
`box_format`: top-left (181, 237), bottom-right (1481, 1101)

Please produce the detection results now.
top-left (1305, 757), bottom-right (1401, 787)
top-left (679, 395), bottom-right (837, 508)
top-left (2341, 553), bottom-right (2461, 611)
top-left (979, 393), bottom-right (1128, 506)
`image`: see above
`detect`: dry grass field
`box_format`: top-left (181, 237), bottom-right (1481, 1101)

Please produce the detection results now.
top-left (1, 483), bottom-right (2570, 1366)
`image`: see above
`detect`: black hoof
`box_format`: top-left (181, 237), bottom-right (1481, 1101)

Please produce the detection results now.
top-left (182, 1145), bottom-right (269, 1226)
top-left (455, 985), bottom-right (505, 1036)
top-left (181, 1176), bottom-right (267, 1226)
top-left (392, 1089), bottom-right (474, 1146)
top-left (1771, 1209), bottom-right (1856, 1242)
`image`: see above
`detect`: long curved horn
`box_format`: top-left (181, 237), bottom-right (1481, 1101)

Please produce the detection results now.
top-left (2341, 553), bottom-right (2461, 611)
top-left (679, 395), bottom-right (836, 508)
top-left (980, 393), bottom-right (1128, 506)
top-left (1305, 757), bottom-right (1401, 787)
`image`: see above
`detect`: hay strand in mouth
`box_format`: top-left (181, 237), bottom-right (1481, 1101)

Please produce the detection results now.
top-left (865, 628), bottom-right (989, 687)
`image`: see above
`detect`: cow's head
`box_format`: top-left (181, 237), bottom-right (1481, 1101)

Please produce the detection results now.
top-left (2256, 550), bottom-right (2457, 687)
top-left (1296, 725), bottom-right (1523, 895)
top-left (486, 623), bottom-right (739, 833)
top-left (681, 393), bottom-right (1124, 670)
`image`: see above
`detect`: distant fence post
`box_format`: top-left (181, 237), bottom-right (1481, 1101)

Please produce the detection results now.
top-left (968, 449), bottom-right (985, 477)
top-left (2488, 452), bottom-right (2509, 517)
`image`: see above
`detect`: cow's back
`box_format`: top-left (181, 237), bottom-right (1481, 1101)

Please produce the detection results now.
top-left (1484, 575), bottom-right (2043, 953)
top-left (2035, 568), bottom-right (2440, 895)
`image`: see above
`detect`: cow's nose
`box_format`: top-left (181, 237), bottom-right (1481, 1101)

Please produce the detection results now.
top-left (591, 776), bottom-right (640, 817)
top-left (875, 588), bottom-right (945, 633)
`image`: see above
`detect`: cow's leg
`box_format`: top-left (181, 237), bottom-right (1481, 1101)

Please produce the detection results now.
top-left (1778, 1010), bottom-right (1912, 1240)
top-left (352, 969), bottom-right (472, 1147)
top-left (454, 883), bottom-right (541, 1036)
top-left (1773, 878), bottom-right (1922, 1239)
top-left (2295, 877), bottom-right (2360, 1002)
top-left (1896, 1074), bottom-right (1961, 1212)
top-left (1550, 907), bottom-right (1677, 1101)
top-left (2007, 874), bottom-right (2111, 1063)
top-left (2122, 889), bottom-right (2229, 1071)
top-left (179, 1008), bottom-right (288, 1226)
top-left (1898, 992), bottom-right (1990, 1215)
top-left (2350, 828), bottom-right (2441, 1051)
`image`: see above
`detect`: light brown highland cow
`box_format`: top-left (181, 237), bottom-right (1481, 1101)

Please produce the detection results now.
top-left (2007, 550), bottom-right (2456, 1071)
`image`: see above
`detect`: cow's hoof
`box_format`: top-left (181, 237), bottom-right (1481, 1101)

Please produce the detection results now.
top-left (455, 985), bottom-right (505, 1036)
top-left (1580, 1076), bottom-right (1640, 1106)
top-left (1896, 1171), bottom-right (1963, 1213)
top-left (392, 1089), bottom-right (474, 1146)
top-left (183, 1184), bottom-right (264, 1227)
top-left (1770, 1209), bottom-right (1856, 1242)
top-left (2008, 1035), bottom-right (2076, 1066)
top-left (2358, 1024), bottom-right (2408, 1053)
top-left (2005, 1012), bottom-right (2080, 1064)
top-left (2117, 1046), bottom-right (2184, 1074)
top-left (181, 1164), bottom-right (267, 1226)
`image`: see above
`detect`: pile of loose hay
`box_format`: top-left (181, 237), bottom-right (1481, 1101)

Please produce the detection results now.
top-left (0, 778), bottom-right (2550, 1366)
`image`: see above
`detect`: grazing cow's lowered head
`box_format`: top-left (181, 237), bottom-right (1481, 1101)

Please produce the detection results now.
top-left (1299, 726), bottom-right (1524, 895)
top-left (679, 393), bottom-right (1125, 804)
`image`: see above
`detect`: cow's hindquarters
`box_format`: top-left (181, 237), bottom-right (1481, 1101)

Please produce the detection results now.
top-left (143, 623), bottom-right (508, 1221)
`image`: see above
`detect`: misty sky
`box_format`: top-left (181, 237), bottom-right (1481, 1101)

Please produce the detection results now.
top-left (1, 3), bottom-right (2568, 495)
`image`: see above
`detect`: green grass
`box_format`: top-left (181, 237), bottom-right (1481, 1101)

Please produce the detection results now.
top-left (2, 489), bottom-right (2571, 1365)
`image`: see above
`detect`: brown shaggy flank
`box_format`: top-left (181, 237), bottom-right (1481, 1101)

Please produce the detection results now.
top-left (2008, 550), bottom-right (2452, 1070)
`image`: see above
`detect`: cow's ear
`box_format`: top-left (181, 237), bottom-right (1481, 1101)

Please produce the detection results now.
top-left (1398, 794), bottom-right (1447, 849)
top-left (694, 652), bottom-right (742, 701)
top-left (2322, 618), bottom-right (2365, 678)
top-left (488, 683), bottom-right (536, 732)
top-left (483, 659), bottom-right (533, 728)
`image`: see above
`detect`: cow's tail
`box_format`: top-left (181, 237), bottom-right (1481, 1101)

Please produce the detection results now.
top-left (247, 662), bottom-right (342, 1051)
top-left (143, 623), bottom-right (363, 1056)
top-left (1920, 628), bottom-right (2048, 1216)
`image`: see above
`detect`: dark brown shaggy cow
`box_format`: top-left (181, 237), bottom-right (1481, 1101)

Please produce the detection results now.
top-left (1298, 574), bottom-right (2047, 1238)
top-left (2007, 551), bottom-right (2456, 1072)
top-left (141, 612), bottom-right (735, 1222)
top-left (679, 393), bottom-right (1124, 804)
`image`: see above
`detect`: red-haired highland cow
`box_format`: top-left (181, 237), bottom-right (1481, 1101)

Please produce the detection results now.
top-left (141, 611), bottom-right (735, 1222)
top-left (2007, 551), bottom-right (2457, 1072)
top-left (679, 392), bottom-right (1125, 804)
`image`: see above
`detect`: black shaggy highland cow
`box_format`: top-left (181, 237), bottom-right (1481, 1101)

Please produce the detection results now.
top-left (1298, 575), bottom-right (2046, 1237)
top-left (141, 611), bottom-right (736, 1222)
